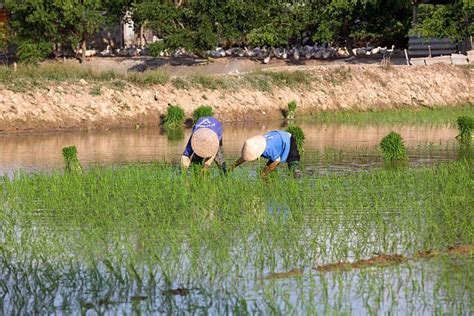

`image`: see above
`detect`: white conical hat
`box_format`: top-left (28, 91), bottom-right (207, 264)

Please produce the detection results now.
top-left (242, 135), bottom-right (266, 161)
top-left (191, 128), bottom-right (219, 158)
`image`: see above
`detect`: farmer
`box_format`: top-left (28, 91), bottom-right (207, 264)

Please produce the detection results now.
top-left (231, 130), bottom-right (302, 178)
top-left (181, 116), bottom-right (226, 173)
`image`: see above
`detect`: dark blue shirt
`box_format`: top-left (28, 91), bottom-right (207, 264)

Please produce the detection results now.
top-left (183, 117), bottom-right (223, 157)
top-left (261, 131), bottom-right (292, 163)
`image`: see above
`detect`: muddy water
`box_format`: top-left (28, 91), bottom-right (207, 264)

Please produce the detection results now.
top-left (0, 122), bottom-right (458, 175)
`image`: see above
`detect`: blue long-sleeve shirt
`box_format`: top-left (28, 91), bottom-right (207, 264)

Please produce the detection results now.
top-left (261, 131), bottom-right (292, 163)
top-left (183, 117), bottom-right (223, 157)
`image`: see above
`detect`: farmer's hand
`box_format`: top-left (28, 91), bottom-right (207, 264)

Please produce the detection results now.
top-left (181, 155), bottom-right (191, 169)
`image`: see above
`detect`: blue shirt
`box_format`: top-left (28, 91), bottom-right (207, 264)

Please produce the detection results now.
top-left (262, 131), bottom-right (292, 163)
top-left (183, 117), bottom-right (223, 157)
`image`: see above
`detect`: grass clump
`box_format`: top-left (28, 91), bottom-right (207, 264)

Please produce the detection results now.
top-left (90, 85), bottom-right (101, 96)
top-left (62, 146), bottom-right (83, 174)
top-left (286, 125), bottom-right (305, 152)
top-left (380, 132), bottom-right (407, 162)
top-left (456, 116), bottom-right (474, 143)
top-left (193, 106), bottom-right (214, 122)
top-left (163, 104), bottom-right (185, 128)
top-left (127, 70), bottom-right (170, 85)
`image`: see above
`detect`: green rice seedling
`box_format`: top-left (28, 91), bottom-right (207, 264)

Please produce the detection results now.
top-left (62, 146), bottom-right (83, 174)
top-left (286, 125), bottom-right (305, 152)
top-left (193, 106), bottom-right (214, 122)
top-left (163, 104), bottom-right (185, 128)
top-left (287, 101), bottom-right (297, 120)
top-left (456, 116), bottom-right (474, 143)
top-left (380, 132), bottom-right (407, 162)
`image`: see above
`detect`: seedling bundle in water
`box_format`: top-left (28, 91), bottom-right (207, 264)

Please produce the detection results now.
top-left (286, 125), bottom-right (305, 152)
top-left (380, 132), bottom-right (407, 162)
top-left (193, 106), bottom-right (214, 122)
top-left (62, 146), bottom-right (83, 173)
top-left (286, 100), bottom-right (297, 120)
top-left (456, 116), bottom-right (473, 143)
top-left (163, 104), bottom-right (185, 128)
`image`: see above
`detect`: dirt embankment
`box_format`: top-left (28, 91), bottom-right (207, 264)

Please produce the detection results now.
top-left (0, 64), bottom-right (472, 132)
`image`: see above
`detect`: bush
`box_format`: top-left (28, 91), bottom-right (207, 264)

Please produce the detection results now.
top-left (456, 116), bottom-right (474, 143)
top-left (163, 104), bottom-right (185, 128)
top-left (286, 125), bottom-right (305, 152)
top-left (17, 41), bottom-right (52, 64)
top-left (148, 41), bottom-right (167, 57)
top-left (193, 106), bottom-right (214, 122)
top-left (380, 132), bottom-right (407, 161)
top-left (62, 146), bottom-right (83, 174)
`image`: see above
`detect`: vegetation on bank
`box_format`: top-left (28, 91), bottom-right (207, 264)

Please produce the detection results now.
top-left (306, 105), bottom-right (474, 125)
top-left (0, 161), bottom-right (472, 313)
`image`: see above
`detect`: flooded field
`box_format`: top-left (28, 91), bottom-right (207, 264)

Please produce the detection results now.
top-left (1, 120), bottom-right (472, 315)
top-left (0, 121), bottom-right (459, 175)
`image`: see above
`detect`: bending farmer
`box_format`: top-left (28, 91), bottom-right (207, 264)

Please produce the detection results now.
top-left (181, 116), bottom-right (226, 173)
top-left (232, 130), bottom-right (301, 177)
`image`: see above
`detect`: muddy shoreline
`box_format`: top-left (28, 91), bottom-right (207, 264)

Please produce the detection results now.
top-left (0, 64), bottom-right (472, 133)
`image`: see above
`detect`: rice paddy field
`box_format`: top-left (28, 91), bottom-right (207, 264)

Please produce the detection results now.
top-left (0, 106), bottom-right (473, 314)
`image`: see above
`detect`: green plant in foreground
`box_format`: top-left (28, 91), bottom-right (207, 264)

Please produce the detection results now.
top-left (456, 116), bottom-right (474, 143)
top-left (193, 106), bottom-right (214, 122)
top-left (286, 125), bottom-right (305, 152)
top-left (163, 104), bottom-right (185, 128)
top-left (287, 101), bottom-right (297, 120)
top-left (380, 132), bottom-right (407, 162)
top-left (62, 146), bottom-right (83, 174)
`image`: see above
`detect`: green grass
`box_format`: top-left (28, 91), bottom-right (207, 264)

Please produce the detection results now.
top-left (305, 104), bottom-right (474, 125)
top-left (0, 161), bottom-right (472, 313)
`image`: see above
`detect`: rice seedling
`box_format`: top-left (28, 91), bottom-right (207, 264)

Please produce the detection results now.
top-left (0, 160), bottom-right (472, 314)
top-left (286, 101), bottom-right (297, 120)
top-left (456, 116), bottom-right (474, 143)
top-left (380, 132), bottom-right (407, 162)
top-left (193, 106), bottom-right (214, 122)
top-left (286, 125), bottom-right (305, 152)
top-left (162, 104), bottom-right (185, 128)
top-left (62, 146), bottom-right (83, 173)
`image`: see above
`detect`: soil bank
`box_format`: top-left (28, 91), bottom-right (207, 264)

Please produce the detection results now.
top-left (0, 64), bottom-right (472, 133)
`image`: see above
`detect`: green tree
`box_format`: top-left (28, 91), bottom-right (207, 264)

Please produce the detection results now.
top-left (5, 0), bottom-right (119, 63)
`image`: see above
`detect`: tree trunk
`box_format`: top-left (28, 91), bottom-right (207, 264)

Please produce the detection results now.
top-left (81, 37), bottom-right (87, 63)
top-left (139, 25), bottom-right (144, 47)
top-left (412, 3), bottom-right (419, 27)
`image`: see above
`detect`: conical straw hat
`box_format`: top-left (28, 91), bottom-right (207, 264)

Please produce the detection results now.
top-left (242, 135), bottom-right (266, 161)
top-left (191, 128), bottom-right (219, 158)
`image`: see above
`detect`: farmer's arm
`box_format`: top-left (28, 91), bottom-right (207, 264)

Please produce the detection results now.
top-left (229, 157), bottom-right (245, 172)
top-left (213, 140), bottom-right (227, 174)
top-left (261, 159), bottom-right (280, 178)
top-left (181, 136), bottom-right (193, 169)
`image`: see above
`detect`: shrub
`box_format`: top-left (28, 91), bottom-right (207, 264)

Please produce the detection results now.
top-left (163, 104), bottom-right (185, 128)
top-left (456, 116), bottom-right (474, 143)
top-left (17, 41), bottom-right (52, 64)
top-left (380, 132), bottom-right (407, 161)
top-left (62, 146), bottom-right (83, 174)
top-left (286, 125), bottom-right (305, 152)
top-left (148, 41), bottom-right (167, 57)
top-left (193, 106), bottom-right (214, 122)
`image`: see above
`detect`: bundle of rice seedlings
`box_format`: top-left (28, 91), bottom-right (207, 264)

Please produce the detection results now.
top-left (163, 104), bottom-right (185, 128)
top-left (62, 146), bottom-right (83, 174)
top-left (456, 116), bottom-right (474, 143)
top-left (193, 106), bottom-right (214, 122)
top-left (380, 132), bottom-right (407, 162)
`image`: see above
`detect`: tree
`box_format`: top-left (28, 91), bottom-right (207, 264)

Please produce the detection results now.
top-left (5, 0), bottom-right (113, 63)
